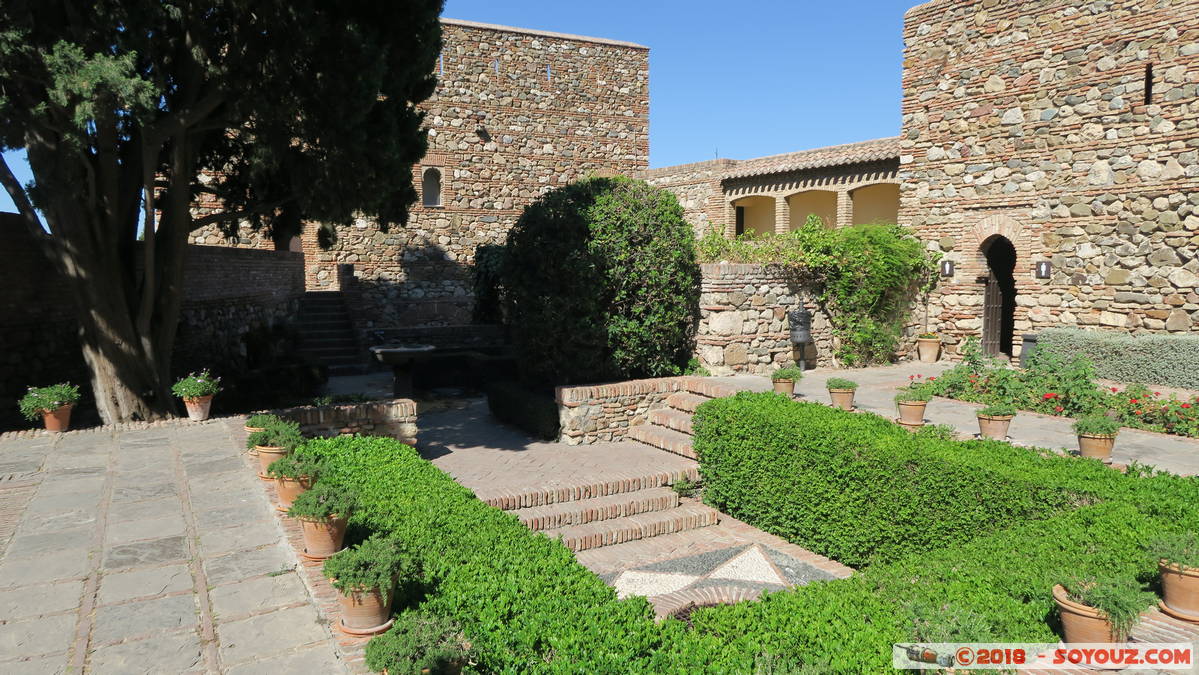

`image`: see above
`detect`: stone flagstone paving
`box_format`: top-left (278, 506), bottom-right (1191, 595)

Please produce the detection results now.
top-left (0, 421), bottom-right (347, 674)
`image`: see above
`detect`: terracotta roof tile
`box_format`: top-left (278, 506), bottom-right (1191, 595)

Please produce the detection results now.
top-left (722, 137), bottom-right (901, 179)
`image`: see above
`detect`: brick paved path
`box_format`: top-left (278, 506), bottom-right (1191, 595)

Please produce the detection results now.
top-left (0, 421), bottom-right (347, 674)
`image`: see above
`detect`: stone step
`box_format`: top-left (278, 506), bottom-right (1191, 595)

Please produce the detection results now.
top-left (681, 377), bottom-right (742, 400)
top-left (477, 466), bottom-right (700, 510)
top-left (541, 503), bottom-right (719, 552)
top-left (648, 408), bottom-right (693, 435)
top-left (299, 309), bottom-right (350, 320)
top-left (305, 345), bottom-right (359, 356)
top-left (627, 424), bottom-right (695, 459)
top-left (300, 321), bottom-right (353, 332)
top-left (665, 391), bottom-right (710, 414)
top-left (302, 337), bottom-right (357, 349)
top-left (509, 487), bottom-right (679, 531)
top-left (302, 328), bottom-right (355, 339)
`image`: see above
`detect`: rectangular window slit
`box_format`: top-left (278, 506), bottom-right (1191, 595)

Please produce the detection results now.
top-left (1144, 63), bottom-right (1153, 105)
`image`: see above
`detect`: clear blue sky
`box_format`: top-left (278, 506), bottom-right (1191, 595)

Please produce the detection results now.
top-left (1, 0), bottom-right (914, 212)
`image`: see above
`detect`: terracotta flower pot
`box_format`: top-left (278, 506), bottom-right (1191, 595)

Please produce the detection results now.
top-left (977, 414), bottom-right (1014, 440)
top-left (896, 400), bottom-right (927, 425)
top-left (1159, 560), bottom-right (1199, 622)
top-left (772, 380), bottom-right (795, 395)
top-left (336, 585), bottom-right (394, 635)
top-left (1053, 584), bottom-right (1117, 643)
top-left (275, 475), bottom-right (313, 512)
top-left (916, 338), bottom-right (941, 363)
top-left (256, 445), bottom-right (289, 479)
top-left (183, 395), bottom-right (214, 421)
top-left (1077, 433), bottom-right (1116, 464)
top-left (828, 389), bottom-right (855, 411)
top-left (298, 515), bottom-right (347, 560)
top-left (42, 404), bottom-right (74, 433)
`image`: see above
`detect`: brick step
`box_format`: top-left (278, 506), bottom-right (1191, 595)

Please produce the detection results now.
top-left (627, 424), bottom-right (695, 459)
top-left (300, 322), bottom-right (353, 332)
top-left (299, 310), bottom-right (350, 320)
top-left (648, 408), bottom-right (693, 435)
top-left (301, 328), bottom-right (356, 339)
top-left (509, 487), bottom-right (679, 531)
top-left (665, 391), bottom-right (711, 414)
top-left (681, 377), bottom-right (742, 400)
top-left (302, 338), bottom-right (357, 349)
top-left (477, 466), bottom-right (700, 510)
top-left (541, 503), bottom-right (719, 552)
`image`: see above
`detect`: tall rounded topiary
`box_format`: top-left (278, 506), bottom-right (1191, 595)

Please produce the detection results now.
top-left (501, 177), bottom-right (700, 384)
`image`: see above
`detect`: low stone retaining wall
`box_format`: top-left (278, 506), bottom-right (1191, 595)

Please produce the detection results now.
top-left (695, 263), bottom-right (834, 375)
top-left (275, 399), bottom-right (418, 445)
top-left (556, 377), bottom-right (686, 445)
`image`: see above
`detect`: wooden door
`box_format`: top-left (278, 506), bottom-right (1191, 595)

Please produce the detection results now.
top-left (981, 272), bottom-right (1001, 356)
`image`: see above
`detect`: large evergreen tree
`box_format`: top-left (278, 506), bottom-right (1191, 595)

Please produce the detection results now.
top-left (0, 1), bottom-right (443, 423)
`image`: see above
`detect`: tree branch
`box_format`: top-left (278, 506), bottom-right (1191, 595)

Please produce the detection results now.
top-left (0, 154), bottom-right (51, 242)
top-left (189, 196), bottom-right (296, 231)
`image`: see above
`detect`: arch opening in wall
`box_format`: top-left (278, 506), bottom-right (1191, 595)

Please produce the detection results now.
top-left (785, 190), bottom-right (837, 230)
top-left (849, 183), bottom-right (899, 225)
top-left (422, 167), bottom-right (442, 207)
top-left (730, 196), bottom-right (774, 237)
top-left (980, 234), bottom-right (1017, 357)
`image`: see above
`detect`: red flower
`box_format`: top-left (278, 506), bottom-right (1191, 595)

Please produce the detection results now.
top-left (1054, 406), bottom-right (1064, 413)
top-left (928, 377), bottom-right (936, 382)
top-left (1129, 398), bottom-right (1138, 404)
top-left (1135, 410), bottom-right (1143, 415)
top-left (1183, 403), bottom-right (1192, 409)
top-left (1043, 392), bottom-right (1058, 400)
top-left (1110, 387), bottom-right (1118, 393)
top-left (1154, 392), bottom-right (1161, 397)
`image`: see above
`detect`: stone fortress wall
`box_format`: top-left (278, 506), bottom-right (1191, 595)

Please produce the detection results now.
top-left (193, 18), bottom-right (650, 332)
top-left (900, 0), bottom-right (1199, 354)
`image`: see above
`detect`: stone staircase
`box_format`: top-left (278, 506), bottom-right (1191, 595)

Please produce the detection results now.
top-left (476, 462), bottom-right (717, 553)
top-left (626, 378), bottom-right (742, 459)
top-left (298, 291), bottom-right (362, 374)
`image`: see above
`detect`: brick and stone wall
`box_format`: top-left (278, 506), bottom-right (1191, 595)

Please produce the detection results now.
top-left (695, 264), bottom-right (834, 375)
top-left (194, 19), bottom-right (649, 332)
top-left (0, 215), bottom-right (305, 430)
top-left (556, 378), bottom-right (684, 445)
top-left (901, 0), bottom-right (1199, 355)
top-left (640, 159), bottom-right (736, 236)
top-left (275, 399), bottom-right (418, 446)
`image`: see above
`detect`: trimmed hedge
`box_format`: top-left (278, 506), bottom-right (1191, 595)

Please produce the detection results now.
top-left (692, 393), bottom-right (1077, 567)
top-left (484, 380), bottom-right (560, 440)
top-left (1036, 327), bottom-right (1199, 390)
top-left (308, 406), bottom-right (1199, 673)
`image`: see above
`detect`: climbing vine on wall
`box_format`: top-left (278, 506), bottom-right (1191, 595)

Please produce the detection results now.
top-left (695, 216), bottom-right (939, 366)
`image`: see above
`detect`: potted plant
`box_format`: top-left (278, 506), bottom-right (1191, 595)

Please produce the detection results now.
top-left (1053, 576), bottom-right (1155, 643)
top-left (916, 332), bottom-right (941, 363)
top-left (19, 383), bottom-right (81, 432)
top-left (771, 366), bottom-right (804, 396)
top-left (323, 535), bottom-right (420, 636)
top-left (287, 482), bottom-right (356, 560)
top-left (266, 451), bottom-right (322, 512)
top-left (247, 419), bottom-right (303, 479)
top-left (976, 402), bottom-right (1017, 440)
top-left (894, 384), bottom-right (933, 427)
top-left (826, 378), bottom-right (858, 411)
top-left (171, 370), bottom-right (222, 421)
top-left (364, 611), bottom-right (472, 675)
top-left (1153, 533), bottom-right (1199, 621)
top-left (244, 413), bottom-right (279, 435)
top-left (1072, 414), bottom-right (1120, 464)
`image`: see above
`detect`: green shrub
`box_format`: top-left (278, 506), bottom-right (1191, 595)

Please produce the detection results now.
top-left (323, 534), bottom-right (420, 594)
top-left (1073, 414), bottom-right (1120, 436)
top-left (483, 381), bottom-right (559, 440)
top-left (266, 453), bottom-right (323, 480)
top-left (692, 394), bottom-right (1074, 567)
top-left (1037, 328), bottom-right (1199, 390)
top-left (286, 482), bottom-right (357, 520)
top-left (18, 383), bottom-right (81, 420)
top-left (171, 370), bottom-right (222, 399)
top-left (825, 377), bottom-right (858, 390)
top-left (311, 393), bottom-right (372, 407)
top-left (245, 413), bottom-right (280, 428)
top-left (894, 385), bottom-right (933, 403)
top-left (770, 366), bottom-right (804, 382)
top-left (501, 176), bottom-right (700, 384)
top-left (246, 419), bottom-right (303, 451)
top-left (1153, 532), bottom-right (1199, 569)
top-left (683, 358), bottom-right (711, 377)
top-left (472, 242), bottom-right (507, 324)
top-left (978, 403), bottom-right (1017, 417)
top-left (1061, 576), bottom-right (1156, 640)
top-left (364, 611), bottom-right (472, 674)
